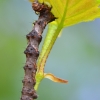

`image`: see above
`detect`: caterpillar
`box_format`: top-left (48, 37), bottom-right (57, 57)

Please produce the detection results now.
top-left (21, 1), bottom-right (56, 100)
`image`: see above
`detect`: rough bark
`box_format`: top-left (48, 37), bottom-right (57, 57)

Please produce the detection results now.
top-left (21, 1), bottom-right (56, 100)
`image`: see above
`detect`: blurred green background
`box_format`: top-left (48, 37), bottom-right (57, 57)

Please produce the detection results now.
top-left (0, 0), bottom-right (100, 100)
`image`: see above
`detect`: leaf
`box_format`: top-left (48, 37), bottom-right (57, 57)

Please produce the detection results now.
top-left (44, 73), bottom-right (68, 83)
top-left (34, 71), bottom-right (68, 90)
top-left (30, 0), bottom-right (100, 27)
top-left (29, 0), bottom-right (100, 90)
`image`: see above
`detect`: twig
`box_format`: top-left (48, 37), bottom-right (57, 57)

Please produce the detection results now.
top-left (21, 1), bottom-right (56, 100)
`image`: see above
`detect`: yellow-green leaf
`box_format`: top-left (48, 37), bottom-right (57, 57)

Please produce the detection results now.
top-left (29, 0), bottom-right (100, 90)
top-left (30, 0), bottom-right (100, 27)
